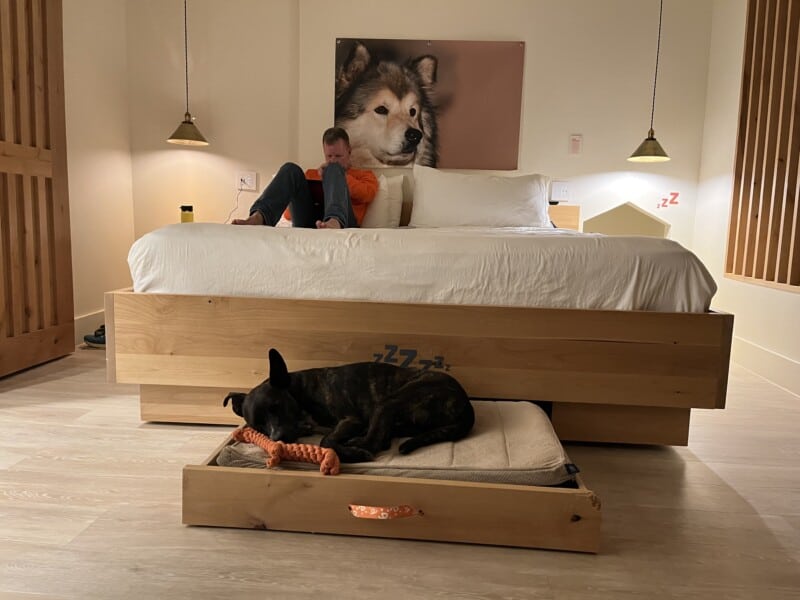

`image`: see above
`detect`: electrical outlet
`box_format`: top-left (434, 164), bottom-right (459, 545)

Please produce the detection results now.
top-left (237, 171), bottom-right (258, 191)
top-left (551, 180), bottom-right (570, 203)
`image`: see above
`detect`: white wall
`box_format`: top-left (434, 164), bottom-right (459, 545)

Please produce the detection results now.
top-left (60, 0), bottom-right (798, 391)
top-left (295, 0), bottom-right (712, 248)
top-left (696, 0), bottom-right (800, 395)
top-left (121, 0), bottom-right (712, 245)
top-left (62, 0), bottom-right (135, 341)
top-left (126, 0), bottom-right (298, 235)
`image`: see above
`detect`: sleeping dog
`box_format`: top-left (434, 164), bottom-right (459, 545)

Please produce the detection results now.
top-left (223, 348), bottom-right (474, 463)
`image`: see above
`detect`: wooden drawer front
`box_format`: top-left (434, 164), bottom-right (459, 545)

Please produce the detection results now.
top-left (183, 447), bottom-right (602, 553)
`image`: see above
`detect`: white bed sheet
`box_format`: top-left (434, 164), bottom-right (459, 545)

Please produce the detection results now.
top-left (128, 223), bottom-right (717, 312)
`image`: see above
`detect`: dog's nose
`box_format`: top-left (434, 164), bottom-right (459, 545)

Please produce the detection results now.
top-left (268, 426), bottom-right (283, 441)
top-left (405, 128), bottom-right (422, 145)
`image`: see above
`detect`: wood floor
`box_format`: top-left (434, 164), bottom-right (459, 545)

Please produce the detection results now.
top-left (0, 348), bottom-right (798, 599)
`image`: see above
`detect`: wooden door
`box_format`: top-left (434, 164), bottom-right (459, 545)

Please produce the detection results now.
top-left (0, 0), bottom-right (73, 377)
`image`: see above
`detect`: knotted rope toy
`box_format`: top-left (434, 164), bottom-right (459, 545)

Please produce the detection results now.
top-left (231, 426), bottom-right (341, 475)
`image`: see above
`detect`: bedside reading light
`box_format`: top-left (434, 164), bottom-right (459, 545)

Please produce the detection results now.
top-left (628, 0), bottom-right (669, 163)
top-left (167, 0), bottom-right (209, 146)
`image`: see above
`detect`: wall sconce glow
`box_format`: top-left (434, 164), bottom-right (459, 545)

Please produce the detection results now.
top-left (167, 0), bottom-right (209, 147)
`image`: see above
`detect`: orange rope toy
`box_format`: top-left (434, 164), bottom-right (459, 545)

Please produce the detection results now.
top-left (232, 426), bottom-right (341, 475)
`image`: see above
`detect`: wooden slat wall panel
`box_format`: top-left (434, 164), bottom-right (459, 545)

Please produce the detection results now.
top-left (0, 0), bottom-right (73, 377)
top-left (743, 0), bottom-right (775, 277)
top-left (756, 0), bottom-right (787, 279)
top-left (727, 0), bottom-right (800, 290)
top-left (770, 0), bottom-right (799, 281)
top-left (0, 173), bottom-right (8, 338)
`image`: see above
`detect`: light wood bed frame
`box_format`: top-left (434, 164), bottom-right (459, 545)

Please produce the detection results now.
top-left (105, 204), bottom-right (730, 552)
top-left (105, 205), bottom-right (733, 446)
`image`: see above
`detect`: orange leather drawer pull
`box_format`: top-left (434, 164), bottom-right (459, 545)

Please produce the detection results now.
top-left (348, 504), bottom-right (422, 519)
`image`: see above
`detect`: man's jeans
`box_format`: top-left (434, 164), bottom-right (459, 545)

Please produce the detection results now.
top-left (248, 162), bottom-right (357, 228)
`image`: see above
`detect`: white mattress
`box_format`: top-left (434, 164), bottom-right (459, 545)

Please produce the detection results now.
top-left (215, 400), bottom-right (577, 487)
top-left (128, 223), bottom-right (717, 312)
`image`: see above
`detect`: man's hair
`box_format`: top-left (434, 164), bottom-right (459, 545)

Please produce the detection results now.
top-left (322, 127), bottom-right (350, 146)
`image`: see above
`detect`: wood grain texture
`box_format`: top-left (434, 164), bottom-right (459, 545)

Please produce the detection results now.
top-left (548, 203), bottom-right (581, 231)
top-left (183, 461), bottom-right (601, 553)
top-left (106, 289), bottom-right (733, 443)
top-left (551, 403), bottom-right (691, 446)
top-left (1, 349), bottom-right (799, 598)
top-left (727, 0), bottom-right (800, 289)
top-left (0, 0), bottom-right (73, 377)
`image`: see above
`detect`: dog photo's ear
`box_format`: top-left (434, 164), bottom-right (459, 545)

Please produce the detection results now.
top-left (223, 392), bottom-right (246, 417)
top-left (410, 55), bottom-right (437, 87)
top-left (268, 348), bottom-right (291, 389)
top-left (336, 41), bottom-right (371, 99)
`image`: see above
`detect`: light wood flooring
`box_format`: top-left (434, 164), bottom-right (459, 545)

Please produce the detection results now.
top-left (0, 348), bottom-right (798, 599)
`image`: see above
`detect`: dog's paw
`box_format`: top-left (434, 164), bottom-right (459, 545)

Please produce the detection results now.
top-left (337, 446), bottom-right (374, 463)
top-left (346, 435), bottom-right (369, 448)
top-left (398, 439), bottom-right (417, 455)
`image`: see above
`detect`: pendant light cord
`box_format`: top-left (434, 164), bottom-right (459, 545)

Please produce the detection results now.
top-left (183, 0), bottom-right (189, 115)
top-left (650, 0), bottom-right (663, 132)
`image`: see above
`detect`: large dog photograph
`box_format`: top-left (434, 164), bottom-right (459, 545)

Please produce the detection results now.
top-left (334, 38), bottom-right (525, 170)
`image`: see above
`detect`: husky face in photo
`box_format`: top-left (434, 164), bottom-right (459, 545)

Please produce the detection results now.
top-left (335, 41), bottom-right (439, 168)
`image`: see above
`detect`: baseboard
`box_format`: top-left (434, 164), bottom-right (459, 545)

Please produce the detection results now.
top-left (732, 336), bottom-right (800, 397)
top-left (74, 310), bottom-right (105, 346)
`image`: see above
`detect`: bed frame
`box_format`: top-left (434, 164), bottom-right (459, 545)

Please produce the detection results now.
top-left (105, 205), bottom-right (733, 446)
top-left (105, 204), bottom-right (730, 552)
top-left (106, 283), bottom-right (733, 446)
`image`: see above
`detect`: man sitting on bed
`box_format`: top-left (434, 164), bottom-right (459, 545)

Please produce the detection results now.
top-left (232, 127), bottom-right (378, 229)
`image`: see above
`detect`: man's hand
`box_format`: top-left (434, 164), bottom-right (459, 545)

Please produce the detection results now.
top-left (232, 212), bottom-right (265, 226)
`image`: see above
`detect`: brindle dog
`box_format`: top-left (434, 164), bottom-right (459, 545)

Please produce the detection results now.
top-left (224, 348), bottom-right (474, 463)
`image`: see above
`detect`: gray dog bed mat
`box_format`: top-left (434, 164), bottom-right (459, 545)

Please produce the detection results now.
top-left (216, 400), bottom-right (578, 487)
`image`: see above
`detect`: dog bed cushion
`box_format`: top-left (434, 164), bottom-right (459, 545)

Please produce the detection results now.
top-left (215, 400), bottom-right (577, 486)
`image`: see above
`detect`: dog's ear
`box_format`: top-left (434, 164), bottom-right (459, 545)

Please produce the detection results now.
top-left (223, 392), bottom-right (246, 417)
top-left (410, 55), bottom-right (437, 88)
top-left (268, 348), bottom-right (291, 389)
top-left (336, 41), bottom-right (370, 99)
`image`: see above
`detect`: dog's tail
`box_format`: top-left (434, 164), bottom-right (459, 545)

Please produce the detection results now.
top-left (398, 403), bottom-right (475, 455)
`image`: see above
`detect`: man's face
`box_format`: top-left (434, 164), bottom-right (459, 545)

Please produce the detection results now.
top-left (323, 139), bottom-right (352, 170)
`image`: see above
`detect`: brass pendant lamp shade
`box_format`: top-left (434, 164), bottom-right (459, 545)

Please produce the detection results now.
top-left (628, 0), bottom-right (669, 163)
top-left (167, 0), bottom-right (208, 146)
top-left (168, 112), bottom-right (208, 146)
top-left (629, 128), bottom-right (669, 162)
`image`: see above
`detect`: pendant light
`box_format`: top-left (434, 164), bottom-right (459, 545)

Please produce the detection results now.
top-left (628, 0), bottom-right (669, 162)
top-left (167, 0), bottom-right (209, 146)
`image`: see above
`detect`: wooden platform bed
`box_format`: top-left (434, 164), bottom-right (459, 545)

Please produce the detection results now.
top-left (105, 291), bottom-right (733, 446)
top-left (104, 204), bottom-right (733, 553)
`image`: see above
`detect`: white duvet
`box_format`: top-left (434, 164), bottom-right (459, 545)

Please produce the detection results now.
top-left (128, 223), bottom-right (717, 313)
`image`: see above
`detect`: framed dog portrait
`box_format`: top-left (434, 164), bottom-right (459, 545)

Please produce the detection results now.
top-left (335, 38), bottom-right (525, 170)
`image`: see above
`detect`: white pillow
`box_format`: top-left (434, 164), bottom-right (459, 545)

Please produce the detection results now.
top-left (408, 164), bottom-right (550, 228)
top-left (361, 174), bottom-right (404, 228)
top-left (385, 175), bottom-right (404, 227)
top-left (361, 174), bottom-right (390, 228)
